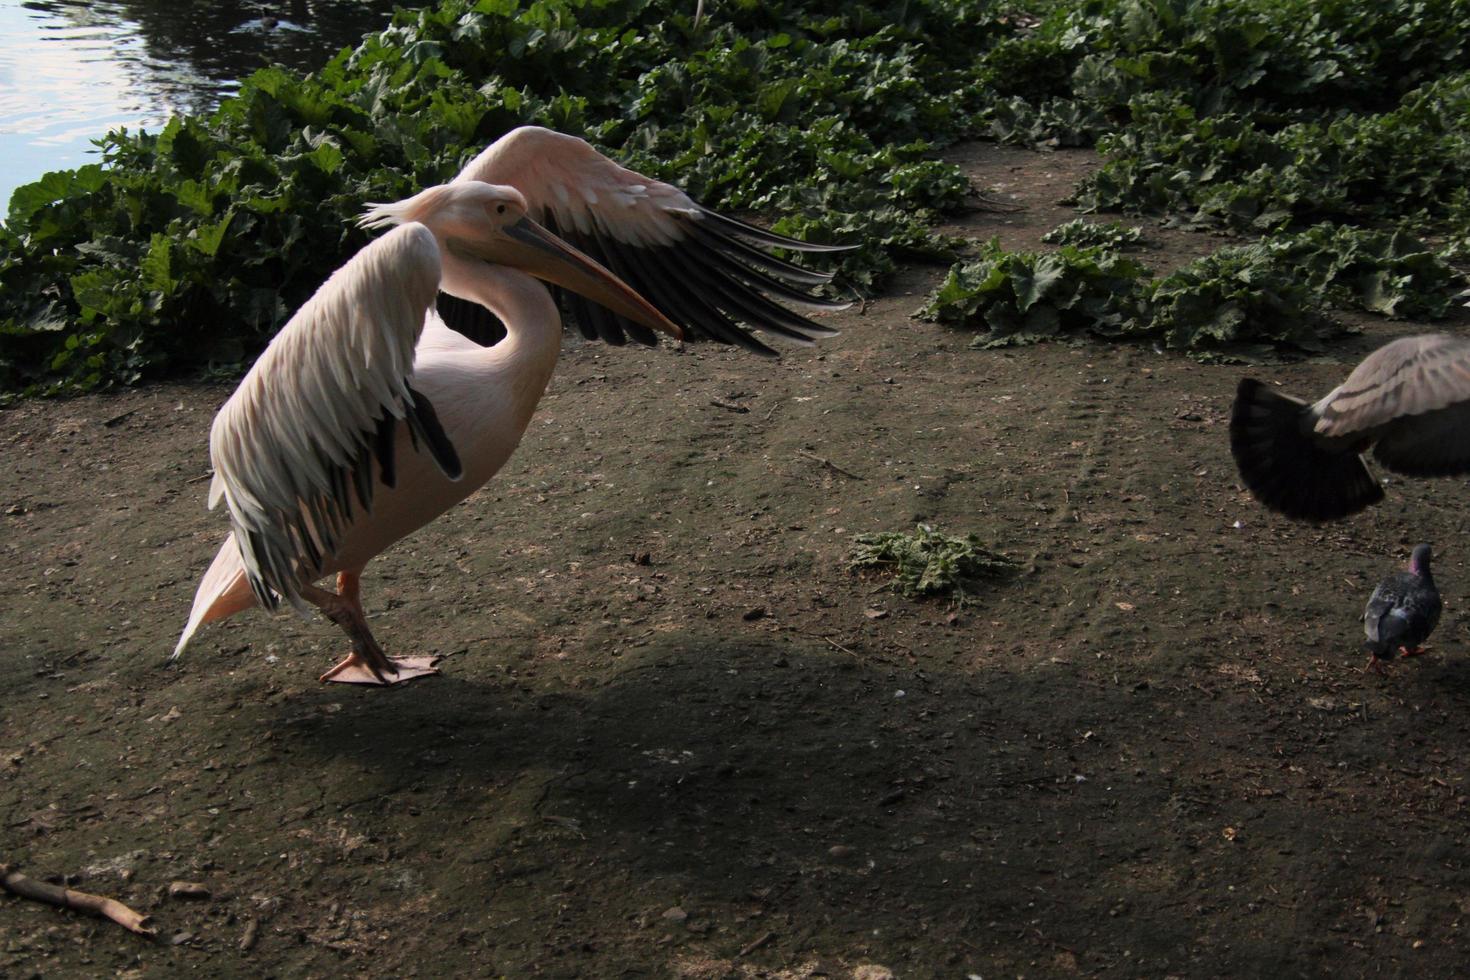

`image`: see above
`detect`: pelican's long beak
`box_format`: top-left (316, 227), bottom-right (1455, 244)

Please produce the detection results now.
top-left (447, 218), bottom-right (684, 341)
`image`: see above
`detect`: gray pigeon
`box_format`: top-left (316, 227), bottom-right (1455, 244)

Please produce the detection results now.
top-left (1231, 334), bottom-right (1470, 521)
top-left (1363, 543), bottom-right (1441, 672)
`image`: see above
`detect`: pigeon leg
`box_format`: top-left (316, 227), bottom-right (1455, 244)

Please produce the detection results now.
top-left (1363, 655), bottom-right (1390, 675)
top-left (1398, 645), bottom-right (1430, 659)
top-left (303, 573), bottom-right (441, 686)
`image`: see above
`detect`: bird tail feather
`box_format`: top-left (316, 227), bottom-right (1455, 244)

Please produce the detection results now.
top-left (174, 533), bottom-right (256, 659)
top-left (1230, 378), bottom-right (1383, 521)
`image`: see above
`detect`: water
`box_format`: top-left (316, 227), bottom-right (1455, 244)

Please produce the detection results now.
top-left (0, 0), bottom-right (405, 211)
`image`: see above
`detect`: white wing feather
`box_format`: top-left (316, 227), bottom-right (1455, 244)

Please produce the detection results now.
top-left (454, 126), bottom-right (697, 248)
top-left (207, 222), bottom-right (444, 614)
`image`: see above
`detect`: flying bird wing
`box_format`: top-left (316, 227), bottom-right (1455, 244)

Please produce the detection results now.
top-left (1232, 333), bottom-right (1470, 520)
top-left (1313, 333), bottom-right (1470, 437)
top-left (1312, 333), bottom-right (1470, 477)
top-left (453, 125), bottom-right (850, 355)
top-left (206, 223), bottom-right (462, 614)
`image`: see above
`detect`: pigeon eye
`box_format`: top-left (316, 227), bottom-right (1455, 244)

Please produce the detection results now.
top-left (497, 204), bottom-right (506, 214)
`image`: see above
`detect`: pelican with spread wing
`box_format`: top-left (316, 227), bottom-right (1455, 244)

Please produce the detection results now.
top-left (175, 127), bottom-right (848, 685)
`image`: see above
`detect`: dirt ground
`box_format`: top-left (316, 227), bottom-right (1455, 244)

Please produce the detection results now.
top-left (6, 143), bottom-right (1470, 978)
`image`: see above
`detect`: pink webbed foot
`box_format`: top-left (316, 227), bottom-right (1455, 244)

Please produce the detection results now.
top-left (319, 653), bottom-right (441, 686)
top-left (304, 573), bottom-right (440, 686)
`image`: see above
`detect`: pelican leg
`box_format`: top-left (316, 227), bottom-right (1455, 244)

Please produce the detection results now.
top-left (303, 573), bottom-right (440, 686)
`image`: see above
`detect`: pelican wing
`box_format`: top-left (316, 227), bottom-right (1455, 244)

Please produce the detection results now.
top-left (1314, 334), bottom-right (1470, 437)
top-left (454, 126), bottom-right (850, 355)
top-left (207, 223), bottom-right (462, 614)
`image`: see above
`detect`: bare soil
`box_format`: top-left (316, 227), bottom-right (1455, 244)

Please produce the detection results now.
top-left (6, 144), bottom-right (1470, 978)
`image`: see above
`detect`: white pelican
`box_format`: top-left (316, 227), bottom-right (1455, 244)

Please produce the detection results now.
top-left (1231, 333), bottom-right (1470, 521)
top-left (175, 127), bottom-right (847, 685)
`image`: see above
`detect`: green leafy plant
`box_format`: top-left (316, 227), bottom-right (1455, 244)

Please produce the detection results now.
top-left (1074, 74), bottom-right (1470, 233)
top-left (850, 524), bottom-right (1017, 602)
top-left (1145, 244), bottom-right (1340, 354)
top-left (915, 240), bottom-right (1151, 347)
top-left (1042, 218), bottom-right (1146, 250)
top-left (1266, 224), bottom-right (1466, 319)
top-left (984, 0), bottom-right (1470, 240)
top-left (919, 224), bottom-right (1465, 357)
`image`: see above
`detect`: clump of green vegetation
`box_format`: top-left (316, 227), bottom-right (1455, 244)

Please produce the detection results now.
top-left (915, 240), bottom-right (1152, 347)
top-left (920, 223), bottom-right (1466, 357)
top-left (850, 525), bottom-right (1017, 603)
top-left (983, 94), bottom-right (1111, 148)
top-left (1074, 76), bottom-right (1470, 234)
top-left (1145, 244), bottom-right (1339, 355)
top-left (984, 0), bottom-right (1470, 239)
top-left (1267, 224), bottom-right (1466, 319)
top-left (1147, 226), bottom-right (1466, 355)
top-left (1042, 218), bottom-right (1146, 250)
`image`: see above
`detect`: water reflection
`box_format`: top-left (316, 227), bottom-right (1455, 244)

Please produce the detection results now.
top-left (0, 0), bottom-right (403, 209)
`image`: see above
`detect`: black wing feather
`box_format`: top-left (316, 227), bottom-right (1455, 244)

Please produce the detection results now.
top-left (539, 204), bottom-right (848, 352)
top-left (693, 204), bottom-right (853, 253)
top-left (661, 242), bottom-right (834, 344)
top-left (683, 215), bottom-right (848, 289)
top-left (605, 237), bottom-right (780, 355)
top-left (437, 292), bottom-right (508, 347)
top-left (374, 413), bottom-right (398, 489)
top-left (404, 386), bottom-right (463, 481)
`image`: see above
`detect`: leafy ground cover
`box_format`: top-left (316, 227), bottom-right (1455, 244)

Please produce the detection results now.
top-left (1, 0), bottom-right (1468, 395)
top-left (936, 0), bottom-right (1470, 355)
top-left (986, 0), bottom-right (1470, 235)
top-left (1042, 217), bottom-right (1146, 250)
top-left (849, 524), bottom-right (1017, 602)
top-left (919, 224), bottom-right (1465, 356)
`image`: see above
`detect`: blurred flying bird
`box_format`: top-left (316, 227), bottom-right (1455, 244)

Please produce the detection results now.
top-left (1230, 333), bottom-right (1470, 521)
top-left (176, 126), bottom-right (848, 684)
top-left (1362, 543), bottom-right (1441, 673)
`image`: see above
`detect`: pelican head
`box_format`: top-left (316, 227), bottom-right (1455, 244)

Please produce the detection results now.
top-left (361, 182), bottom-right (683, 341)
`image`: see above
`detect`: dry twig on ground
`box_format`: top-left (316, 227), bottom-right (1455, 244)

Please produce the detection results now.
top-left (1, 864), bottom-right (156, 936)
